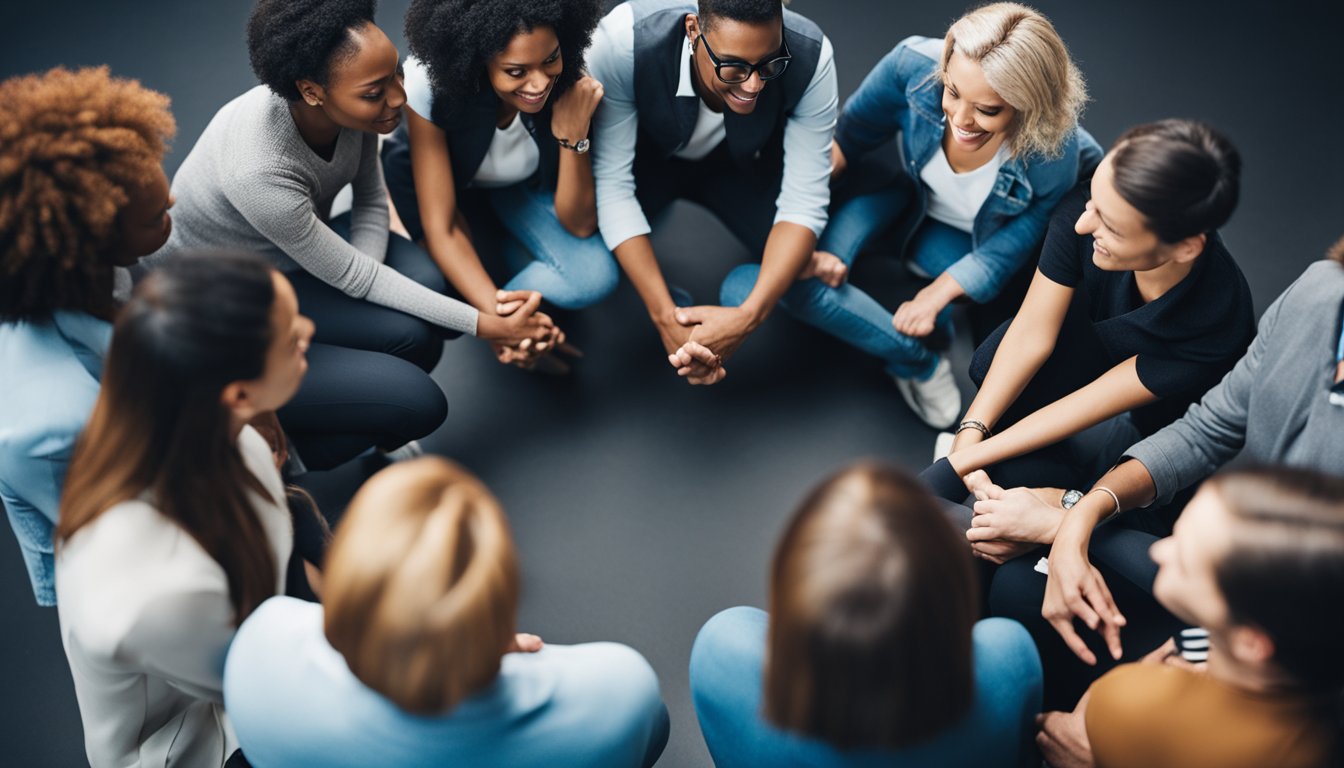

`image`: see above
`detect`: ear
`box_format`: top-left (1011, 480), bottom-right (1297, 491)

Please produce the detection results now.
top-left (295, 79), bottom-right (327, 108)
top-left (1169, 232), bottom-right (1207, 265)
top-left (1226, 624), bottom-right (1276, 666)
top-left (685, 13), bottom-right (700, 42)
top-left (220, 381), bottom-right (257, 421)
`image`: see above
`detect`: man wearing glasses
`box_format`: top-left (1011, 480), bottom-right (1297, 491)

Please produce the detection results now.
top-left (588, 0), bottom-right (837, 384)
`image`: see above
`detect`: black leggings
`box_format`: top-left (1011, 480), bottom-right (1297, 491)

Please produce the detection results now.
top-left (278, 214), bottom-right (450, 471)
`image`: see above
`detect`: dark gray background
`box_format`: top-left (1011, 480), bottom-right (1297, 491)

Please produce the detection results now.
top-left (3, 1), bottom-right (1342, 766)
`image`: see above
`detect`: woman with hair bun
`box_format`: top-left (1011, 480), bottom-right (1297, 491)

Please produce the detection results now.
top-left (224, 457), bottom-right (669, 768)
top-left (726, 2), bottom-right (1100, 428)
top-left (382, 0), bottom-right (614, 370)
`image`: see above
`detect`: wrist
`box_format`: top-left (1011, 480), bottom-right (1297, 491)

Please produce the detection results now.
top-left (736, 299), bottom-right (769, 331)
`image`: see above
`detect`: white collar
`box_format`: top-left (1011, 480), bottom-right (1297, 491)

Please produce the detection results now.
top-left (676, 36), bottom-right (697, 98)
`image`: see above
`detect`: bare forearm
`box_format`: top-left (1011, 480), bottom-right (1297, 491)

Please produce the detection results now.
top-left (554, 151), bottom-right (597, 238)
top-left (424, 222), bottom-right (498, 311)
top-left (738, 221), bottom-right (816, 326)
top-left (613, 235), bottom-right (676, 324)
top-left (962, 324), bottom-right (1054, 431)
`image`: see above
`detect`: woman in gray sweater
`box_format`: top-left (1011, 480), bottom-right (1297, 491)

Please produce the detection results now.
top-left (163, 0), bottom-right (558, 470)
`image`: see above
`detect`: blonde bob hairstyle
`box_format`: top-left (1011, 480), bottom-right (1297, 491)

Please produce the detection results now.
top-left (322, 457), bottom-right (519, 714)
top-left (939, 2), bottom-right (1087, 160)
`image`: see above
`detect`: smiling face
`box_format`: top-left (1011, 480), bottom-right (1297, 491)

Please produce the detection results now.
top-left (1149, 486), bottom-right (1235, 632)
top-left (685, 14), bottom-right (784, 115)
top-left (941, 50), bottom-right (1016, 153)
top-left (300, 22), bottom-right (406, 135)
top-left (487, 26), bottom-right (564, 115)
top-left (109, 165), bottom-right (174, 267)
top-left (1075, 153), bottom-right (1175, 272)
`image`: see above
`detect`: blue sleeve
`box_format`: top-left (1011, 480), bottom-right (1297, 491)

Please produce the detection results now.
top-left (945, 144), bottom-right (1081, 303)
top-left (833, 38), bottom-right (922, 161)
top-left (1035, 186), bottom-right (1089, 288)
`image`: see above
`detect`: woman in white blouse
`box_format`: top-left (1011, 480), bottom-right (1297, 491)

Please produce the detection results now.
top-left (54, 252), bottom-right (313, 768)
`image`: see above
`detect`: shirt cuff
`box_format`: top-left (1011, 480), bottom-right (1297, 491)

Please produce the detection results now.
top-left (598, 203), bottom-right (652, 251)
top-left (944, 253), bottom-right (1002, 304)
top-left (774, 210), bottom-right (828, 239)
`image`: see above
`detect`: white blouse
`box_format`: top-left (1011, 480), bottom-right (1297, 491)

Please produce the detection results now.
top-left (55, 426), bottom-right (292, 768)
top-left (920, 144), bottom-right (1008, 233)
top-left (474, 112), bottom-right (541, 188)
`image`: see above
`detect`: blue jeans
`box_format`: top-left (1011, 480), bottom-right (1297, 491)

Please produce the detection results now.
top-left (486, 185), bottom-right (618, 310)
top-left (690, 607), bottom-right (1042, 768)
top-left (720, 187), bottom-right (969, 379)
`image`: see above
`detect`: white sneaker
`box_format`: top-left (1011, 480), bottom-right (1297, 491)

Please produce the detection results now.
top-left (894, 357), bottom-right (962, 430)
top-left (933, 431), bottom-right (956, 462)
top-left (381, 440), bottom-right (425, 463)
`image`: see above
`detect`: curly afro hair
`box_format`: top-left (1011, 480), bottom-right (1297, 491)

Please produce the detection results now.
top-left (405, 0), bottom-right (603, 119)
top-left (247, 0), bottom-right (377, 102)
top-left (0, 66), bottom-right (175, 321)
top-left (699, 0), bottom-right (783, 31)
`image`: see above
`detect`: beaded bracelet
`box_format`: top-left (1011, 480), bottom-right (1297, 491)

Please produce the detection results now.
top-left (956, 419), bottom-right (992, 438)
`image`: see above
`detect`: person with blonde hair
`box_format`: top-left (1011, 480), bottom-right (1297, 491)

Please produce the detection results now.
top-left (689, 463), bottom-right (1042, 767)
top-left (0, 65), bottom-right (175, 608)
top-left (223, 457), bottom-right (669, 768)
top-left (723, 3), bottom-right (1100, 427)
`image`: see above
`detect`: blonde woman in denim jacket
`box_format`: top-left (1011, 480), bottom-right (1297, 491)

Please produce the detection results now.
top-left (724, 3), bottom-right (1100, 428)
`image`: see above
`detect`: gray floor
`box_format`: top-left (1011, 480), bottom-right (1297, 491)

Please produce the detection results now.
top-left (3, 1), bottom-right (1343, 766)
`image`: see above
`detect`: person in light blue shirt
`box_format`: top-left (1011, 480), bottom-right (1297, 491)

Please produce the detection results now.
top-left (225, 457), bottom-right (669, 768)
top-left (0, 66), bottom-right (177, 606)
top-left (728, 4), bottom-right (1101, 428)
top-left (690, 463), bottom-right (1042, 768)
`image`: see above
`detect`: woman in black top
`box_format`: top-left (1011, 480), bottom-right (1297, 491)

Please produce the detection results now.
top-left (382, 0), bottom-right (611, 369)
top-left (940, 119), bottom-right (1253, 511)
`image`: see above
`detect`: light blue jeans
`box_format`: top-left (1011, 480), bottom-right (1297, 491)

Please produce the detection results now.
top-left (488, 184), bottom-right (619, 310)
top-left (720, 187), bottom-right (970, 379)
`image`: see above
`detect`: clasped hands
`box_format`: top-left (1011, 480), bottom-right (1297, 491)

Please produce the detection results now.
top-left (962, 469), bottom-right (1128, 667)
top-left (490, 289), bottom-right (568, 368)
top-left (662, 304), bottom-right (756, 386)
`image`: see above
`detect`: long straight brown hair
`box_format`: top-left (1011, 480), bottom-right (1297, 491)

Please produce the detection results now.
top-left (57, 252), bottom-right (280, 622)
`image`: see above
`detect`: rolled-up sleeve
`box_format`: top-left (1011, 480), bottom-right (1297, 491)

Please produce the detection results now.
top-left (774, 35), bottom-right (837, 237)
top-left (589, 4), bottom-right (649, 252)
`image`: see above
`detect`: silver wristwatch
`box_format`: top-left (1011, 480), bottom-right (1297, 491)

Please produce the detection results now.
top-left (1061, 489), bottom-right (1085, 509)
top-left (557, 136), bottom-right (590, 154)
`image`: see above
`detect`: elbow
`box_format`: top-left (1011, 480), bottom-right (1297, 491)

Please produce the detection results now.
top-left (558, 211), bottom-right (599, 240)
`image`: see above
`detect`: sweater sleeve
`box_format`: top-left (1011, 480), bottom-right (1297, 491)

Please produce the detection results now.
top-left (1123, 280), bottom-right (1287, 505)
top-left (346, 132), bottom-right (390, 261)
top-left (222, 150), bottom-right (480, 335)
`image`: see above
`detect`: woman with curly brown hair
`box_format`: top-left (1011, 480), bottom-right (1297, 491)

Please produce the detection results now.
top-left (0, 65), bottom-right (175, 607)
top-left (381, 0), bottom-right (614, 370)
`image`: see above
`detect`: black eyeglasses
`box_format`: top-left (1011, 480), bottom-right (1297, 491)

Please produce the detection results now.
top-left (696, 32), bottom-right (791, 84)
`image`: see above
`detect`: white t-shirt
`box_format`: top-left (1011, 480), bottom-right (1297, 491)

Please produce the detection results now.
top-left (920, 144), bottom-right (1008, 233)
top-left (404, 56), bottom-right (540, 187)
top-left (672, 41), bottom-right (726, 161)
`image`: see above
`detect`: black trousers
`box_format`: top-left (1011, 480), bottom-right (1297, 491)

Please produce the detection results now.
top-left (278, 214), bottom-right (450, 471)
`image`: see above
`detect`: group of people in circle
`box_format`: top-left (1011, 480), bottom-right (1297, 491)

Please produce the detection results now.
top-left (1, 0), bottom-right (1342, 766)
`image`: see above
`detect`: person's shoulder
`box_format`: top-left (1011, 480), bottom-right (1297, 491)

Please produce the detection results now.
top-left (229, 597), bottom-right (320, 678)
top-left (1050, 183), bottom-right (1090, 222)
top-left (549, 642), bottom-right (661, 700)
top-left (1089, 663), bottom-right (1199, 727)
top-left (893, 36), bottom-right (942, 71)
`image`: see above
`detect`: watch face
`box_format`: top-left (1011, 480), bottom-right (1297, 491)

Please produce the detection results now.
top-left (574, 138), bottom-right (590, 154)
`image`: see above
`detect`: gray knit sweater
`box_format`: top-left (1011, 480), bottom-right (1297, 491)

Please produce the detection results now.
top-left (1126, 259), bottom-right (1344, 504)
top-left (161, 86), bottom-right (478, 335)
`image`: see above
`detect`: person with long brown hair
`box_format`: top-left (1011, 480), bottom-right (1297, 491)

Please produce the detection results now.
top-left (55, 252), bottom-right (311, 768)
top-left (0, 65), bottom-right (175, 607)
top-left (689, 463), bottom-right (1042, 767)
top-left (223, 457), bottom-right (669, 767)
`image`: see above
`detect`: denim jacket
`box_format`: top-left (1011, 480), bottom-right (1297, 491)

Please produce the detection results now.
top-left (0, 311), bottom-right (110, 606)
top-left (835, 36), bottom-right (1103, 302)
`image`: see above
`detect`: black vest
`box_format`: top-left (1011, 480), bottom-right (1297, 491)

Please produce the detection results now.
top-left (629, 0), bottom-right (823, 173)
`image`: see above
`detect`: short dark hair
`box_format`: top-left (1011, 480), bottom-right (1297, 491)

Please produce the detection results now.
top-left (698, 0), bottom-right (783, 31)
top-left (1209, 467), bottom-right (1344, 695)
top-left (765, 463), bottom-right (978, 750)
top-left (246, 0), bottom-right (377, 102)
top-left (1109, 119), bottom-right (1241, 243)
top-left (405, 0), bottom-right (602, 120)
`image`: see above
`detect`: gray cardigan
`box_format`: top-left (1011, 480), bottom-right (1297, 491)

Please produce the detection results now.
top-left (1126, 260), bottom-right (1344, 505)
